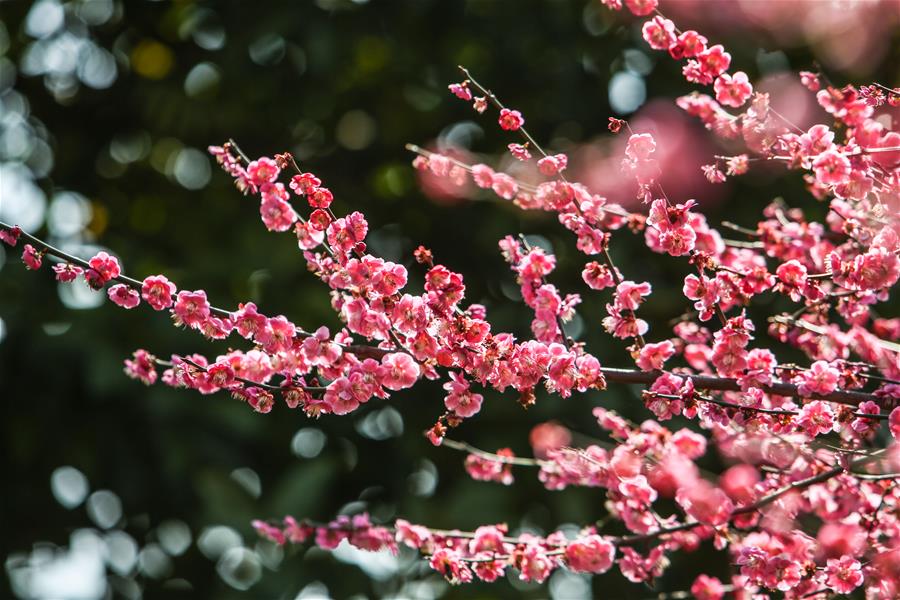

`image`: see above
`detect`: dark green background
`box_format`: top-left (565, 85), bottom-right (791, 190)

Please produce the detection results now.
top-left (2, 1), bottom-right (897, 598)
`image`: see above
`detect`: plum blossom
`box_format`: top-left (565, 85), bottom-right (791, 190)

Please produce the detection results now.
top-left (812, 149), bottom-right (851, 186)
top-left (124, 349), bottom-right (157, 385)
top-left (824, 556), bottom-right (863, 594)
top-left (108, 284), bottom-right (140, 309)
top-left (676, 480), bottom-right (734, 525)
top-left (380, 352), bottom-right (420, 390)
top-left (537, 153), bottom-right (567, 176)
top-left (691, 575), bottom-right (725, 600)
top-left (290, 172), bottom-right (321, 195)
top-left (797, 400), bottom-right (835, 437)
top-left (889, 407), bottom-right (900, 439)
top-left (173, 290), bottom-right (211, 327)
top-left (714, 71), bottom-right (753, 107)
top-left (641, 16), bottom-right (676, 51)
top-left (796, 361), bottom-right (840, 396)
top-left (669, 30), bottom-right (707, 59)
top-left (246, 157), bottom-right (280, 186)
top-left (565, 535), bottom-right (615, 573)
top-left (443, 371), bottom-right (484, 417)
top-left (141, 275), bottom-right (176, 310)
top-left (498, 108), bottom-right (524, 131)
top-left (22, 244), bottom-right (42, 270)
top-left (85, 252), bottom-right (121, 289)
top-left (53, 263), bottom-right (83, 282)
top-left (636, 340), bottom-right (675, 371)
top-left (1, 225), bottom-right (21, 246)
top-left (508, 143), bottom-right (531, 161)
top-left (448, 82), bottom-right (472, 101)
top-left (465, 449), bottom-right (514, 485)
top-left (624, 0), bottom-right (657, 16)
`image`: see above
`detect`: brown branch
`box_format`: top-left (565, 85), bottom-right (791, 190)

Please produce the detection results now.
top-left (0, 221), bottom-right (389, 360)
top-left (4, 223), bottom-right (891, 408)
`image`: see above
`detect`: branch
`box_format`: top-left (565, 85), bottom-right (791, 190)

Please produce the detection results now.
top-left (4, 222), bottom-right (893, 408)
top-left (0, 221), bottom-right (390, 360)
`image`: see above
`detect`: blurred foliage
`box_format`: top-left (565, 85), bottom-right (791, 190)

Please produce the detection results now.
top-left (1, 1), bottom-right (897, 599)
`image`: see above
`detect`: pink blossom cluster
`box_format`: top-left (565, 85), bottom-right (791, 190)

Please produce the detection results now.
top-left (4, 0), bottom-right (900, 595)
top-left (254, 513), bottom-right (620, 585)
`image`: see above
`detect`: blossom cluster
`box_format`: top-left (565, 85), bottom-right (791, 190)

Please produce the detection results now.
top-left (3, 0), bottom-right (900, 595)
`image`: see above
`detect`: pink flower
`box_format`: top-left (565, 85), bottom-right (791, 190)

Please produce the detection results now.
top-left (797, 400), bottom-right (835, 437)
top-left (465, 449), bottom-right (514, 484)
top-left (124, 349), bottom-right (157, 385)
top-left (624, 0), bottom-right (657, 16)
top-left (22, 244), bottom-right (42, 270)
top-left (889, 407), bottom-right (900, 440)
top-left (853, 247), bottom-right (900, 291)
top-left (448, 82), bottom-right (472, 101)
top-left (619, 474), bottom-right (658, 505)
top-left (669, 30), bottom-right (707, 59)
top-left (824, 555), bottom-right (863, 594)
top-left (206, 362), bottom-right (235, 390)
top-left (108, 284), bottom-right (140, 309)
top-left (395, 519), bottom-right (432, 550)
top-left (676, 480), bottom-right (734, 525)
top-left (429, 548), bottom-right (473, 584)
top-left (468, 524), bottom-right (507, 553)
top-left (85, 252), bottom-right (121, 289)
top-left (714, 71), bottom-right (752, 108)
top-left (691, 575), bottom-right (725, 600)
top-left (582, 261), bottom-right (615, 290)
top-left (636, 340), bottom-right (675, 371)
top-left (800, 71), bottom-right (820, 91)
top-left (308, 187), bottom-right (334, 209)
top-left (720, 464), bottom-right (760, 504)
top-left (232, 302), bottom-right (267, 339)
top-left (443, 371), bottom-right (483, 417)
top-left (625, 133), bottom-right (656, 161)
top-left (324, 377), bottom-right (359, 415)
top-left (326, 211), bottom-right (368, 255)
top-left (471, 164), bottom-right (495, 188)
top-left (776, 259), bottom-right (808, 287)
top-left (244, 387), bottom-right (274, 413)
top-left (252, 520), bottom-right (286, 546)
top-left (641, 16), bottom-right (676, 51)
top-left (472, 96), bottom-right (488, 113)
top-left (565, 535), bottom-right (615, 574)
top-left (379, 352), bottom-right (420, 390)
top-left (518, 545), bottom-right (552, 583)
top-left (246, 157), bottom-right (280, 186)
top-left (701, 164), bottom-right (725, 183)
top-left (508, 143), bottom-right (531, 161)
top-left (537, 153), bottom-right (568, 176)
top-left (256, 315), bottom-right (295, 353)
top-left (141, 275), bottom-right (176, 310)
top-left (796, 360), bottom-right (840, 396)
top-left (490, 173), bottom-right (518, 200)
top-left (851, 400), bottom-right (881, 435)
top-left (529, 422), bottom-right (571, 459)
top-left (1, 225), bottom-right (22, 246)
top-left (812, 149), bottom-right (851, 186)
top-left (173, 290), bottom-right (211, 327)
top-left (289, 172), bottom-right (321, 195)
top-left (671, 428), bottom-right (707, 459)
top-left (498, 108), bottom-right (524, 131)
top-left (799, 124), bottom-right (835, 156)
top-left (259, 185), bottom-right (298, 232)
top-left (697, 45), bottom-right (731, 80)
top-left (53, 263), bottom-right (83, 282)
top-left (614, 280), bottom-right (652, 311)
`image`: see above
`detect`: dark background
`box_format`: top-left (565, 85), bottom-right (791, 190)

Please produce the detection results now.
top-left (2, 1), bottom-right (898, 598)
